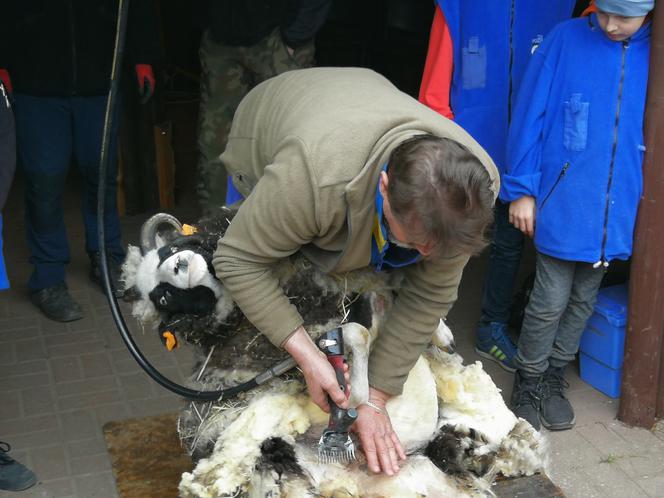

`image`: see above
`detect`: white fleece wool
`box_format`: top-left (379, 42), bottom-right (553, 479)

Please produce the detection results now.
top-left (162, 261), bottom-right (545, 498)
top-left (493, 420), bottom-right (547, 477)
top-left (357, 455), bottom-right (478, 498)
top-left (426, 348), bottom-right (517, 446)
top-left (122, 246), bottom-right (160, 324)
top-left (386, 356), bottom-right (439, 453)
top-left (179, 388), bottom-right (312, 498)
top-left (295, 448), bottom-right (479, 498)
top-left (179, 337), bottom-right (547, 497)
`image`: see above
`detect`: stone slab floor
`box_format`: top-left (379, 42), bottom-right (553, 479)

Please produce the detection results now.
top-left (2, 177), bottom-right (663, 498)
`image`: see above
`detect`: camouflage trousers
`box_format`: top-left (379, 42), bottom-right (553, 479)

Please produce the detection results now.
top-left (197, 28), bottom-right (315, 212)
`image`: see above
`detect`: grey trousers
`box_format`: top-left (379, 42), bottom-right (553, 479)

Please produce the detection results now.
top-left (516, 252), bottom-right (606, 377)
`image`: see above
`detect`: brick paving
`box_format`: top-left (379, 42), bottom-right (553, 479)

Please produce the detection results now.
top-left (2, 178), bottom-right (663, 497)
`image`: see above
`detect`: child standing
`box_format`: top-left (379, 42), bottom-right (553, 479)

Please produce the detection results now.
top-left (501, 0), bottom-right (653, 431)
top-left (418, 0), bottom-right (578, 373)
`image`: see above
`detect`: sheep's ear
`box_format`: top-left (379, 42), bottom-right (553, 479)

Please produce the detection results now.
top-left (123, 285), bottom-right (141, 302)
top-left (155, 232), bottom-right (168, 249)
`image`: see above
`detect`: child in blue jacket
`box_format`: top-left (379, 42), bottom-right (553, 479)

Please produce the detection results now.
top-left (501, 0), bottom-right (653, 431)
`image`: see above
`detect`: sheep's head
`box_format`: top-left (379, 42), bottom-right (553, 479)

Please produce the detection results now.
top-left (123, 213), bottom-right (229, 329)
top-left (153, 238), bottom-right (221, 297)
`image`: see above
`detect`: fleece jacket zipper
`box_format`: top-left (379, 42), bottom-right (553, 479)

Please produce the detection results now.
top-left (507, 0), bottom-right (515, 124)
top-left (539, 162), bottom-right (570, 211)
top-left (595, 40), bottom-right (628, 269)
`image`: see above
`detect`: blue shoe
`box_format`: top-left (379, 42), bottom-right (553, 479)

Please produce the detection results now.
top-left (475, 322), bottom-right (517, 372)
top-left (0, 442), bottom-right (37, 491)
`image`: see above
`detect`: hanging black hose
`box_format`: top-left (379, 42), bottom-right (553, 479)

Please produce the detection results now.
top-left (96, 0), bottom-right (295, 401)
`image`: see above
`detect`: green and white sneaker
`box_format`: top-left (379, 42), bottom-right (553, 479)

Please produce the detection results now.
top-left (475, 322), bottom-right (517, 372)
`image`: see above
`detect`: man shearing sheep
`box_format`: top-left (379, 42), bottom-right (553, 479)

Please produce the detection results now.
top-left (212, 67), bottom-right (499, 475)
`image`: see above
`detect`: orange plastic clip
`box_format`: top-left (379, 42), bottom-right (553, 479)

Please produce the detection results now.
top-left (181, 224), bottom-right (197, 235)
top-left (161, 331), bottom-right (178, 351)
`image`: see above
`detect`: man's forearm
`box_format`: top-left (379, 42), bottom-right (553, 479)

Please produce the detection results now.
top-left (282, 325), bottom-right (320, 362)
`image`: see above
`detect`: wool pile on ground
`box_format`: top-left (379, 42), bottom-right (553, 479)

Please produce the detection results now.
top-left (177, 340), bottom-right (547, 498)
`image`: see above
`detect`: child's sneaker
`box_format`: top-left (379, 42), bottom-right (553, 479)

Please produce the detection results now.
top-left (510, 371), bottom-right (541, 431)
top-left (539, 366), bottom-right (575, 430)
top-left (475, 322), bottom-right (517, 372)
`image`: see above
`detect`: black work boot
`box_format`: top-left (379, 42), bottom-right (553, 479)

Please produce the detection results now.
top-left (540, 365), bottom-right (575, 430)
top-left (89, 252), bottom-right (124, 298)
top-left (0, 442), bottom-right (37, 492)
top-left (510, 371), bottom-right (541, 431)
top-left (30, 283), bottom-right (83, 322)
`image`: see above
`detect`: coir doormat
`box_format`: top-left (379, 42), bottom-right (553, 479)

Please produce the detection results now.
top-left (103, 413), bottom-right (192, 498)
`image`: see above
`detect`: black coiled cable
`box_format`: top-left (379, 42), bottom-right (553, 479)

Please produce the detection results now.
top-left (96, 0), bottom-right (295, 401)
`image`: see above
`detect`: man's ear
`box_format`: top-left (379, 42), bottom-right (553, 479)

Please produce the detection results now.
top-left (379, 171), bottom-right (389, 198)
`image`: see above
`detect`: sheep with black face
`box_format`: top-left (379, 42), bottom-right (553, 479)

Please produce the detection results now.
top-left (122, 209), bottom-right (546, 498)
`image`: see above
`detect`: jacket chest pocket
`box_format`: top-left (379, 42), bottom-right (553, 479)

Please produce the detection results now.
top-left (462, 36), bottom-right (487, 90)
top-left (563, 94), bottom-right (589, 151)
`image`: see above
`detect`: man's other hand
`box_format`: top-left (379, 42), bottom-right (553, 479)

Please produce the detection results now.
top-left (354, 389), bottom-right (406, 476)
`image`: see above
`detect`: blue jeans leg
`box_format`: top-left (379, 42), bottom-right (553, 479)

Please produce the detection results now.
top-left (71, 96), bottom-right (124, 262)
top-left (480, 200), bottom-right (525, 324)
top-left (14, 94), bottom-right (72, 290)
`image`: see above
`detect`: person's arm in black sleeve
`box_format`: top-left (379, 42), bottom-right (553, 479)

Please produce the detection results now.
top-left (281, 0), bottom-right (332, 48)
top-left (0, 84), bottom-right (16, 212)
top-left (0, 2), bottom-right (16, 93)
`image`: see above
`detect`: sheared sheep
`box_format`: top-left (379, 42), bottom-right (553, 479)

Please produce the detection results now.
top-left (122, 209), bottom-right (546, 498)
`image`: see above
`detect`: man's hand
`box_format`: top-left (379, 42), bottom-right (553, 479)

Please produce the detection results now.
top-left (509, 196), bottom-right (536, 238)
top-left (283, 326), bottom-right (350, 412)
top-left (354, 388), bottom-right (406, 476)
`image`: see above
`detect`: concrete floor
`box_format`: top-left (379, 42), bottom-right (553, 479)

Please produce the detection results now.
top-left (2, 176), bottom-right (664, 498)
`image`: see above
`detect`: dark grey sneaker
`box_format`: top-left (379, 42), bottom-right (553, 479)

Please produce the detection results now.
top-left (89, 252), bottom-right (125, 298)
top-left (30, 283), bottom-right (83, 322)
top-left (540, 366), bottom-right (575, 430)
top-left (510, 371), bottom-right (541, 431)
top-left (0, 442), bottom-right (37, 491)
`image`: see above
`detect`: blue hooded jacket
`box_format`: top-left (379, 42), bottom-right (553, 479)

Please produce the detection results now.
top-left (500, 14), bottom-right (650, 264)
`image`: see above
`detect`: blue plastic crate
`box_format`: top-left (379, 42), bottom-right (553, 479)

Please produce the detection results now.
top-left (579, 284), bottom-right (628, 369)
top-left (0, 215), bottom-right (8, 290)
top-left (579, 352), bottom-right (621, 398)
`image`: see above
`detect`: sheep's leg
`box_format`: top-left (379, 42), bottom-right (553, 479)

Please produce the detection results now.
top-left (341, 322), bottom-right (372, 406)
top-left (431, 319), bottom-right (456, 352)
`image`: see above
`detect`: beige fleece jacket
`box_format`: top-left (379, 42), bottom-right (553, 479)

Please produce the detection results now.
top-left (213, 67), bottom-right (499, 395)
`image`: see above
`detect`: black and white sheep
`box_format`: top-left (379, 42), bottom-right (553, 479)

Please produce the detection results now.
top-left (122, 208), bottom-right (546, 498)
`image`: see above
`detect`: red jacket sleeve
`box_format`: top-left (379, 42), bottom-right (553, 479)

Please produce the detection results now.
top-left (582, 1), bottom-right (596, 16)
top-left (418, 5), bottom-right (454, 120)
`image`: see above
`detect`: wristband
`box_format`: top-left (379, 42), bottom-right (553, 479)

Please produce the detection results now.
top-left (363, 400), bottom-right (388, 416)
